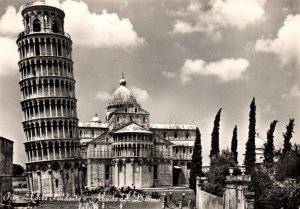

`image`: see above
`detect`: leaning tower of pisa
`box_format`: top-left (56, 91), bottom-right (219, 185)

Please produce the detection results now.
top-left (17, 0), bottom-right (82, 196)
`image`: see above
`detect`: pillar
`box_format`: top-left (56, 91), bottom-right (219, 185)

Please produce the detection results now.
top-left (87, 163), bottom-right (92, 188)
top-left (71, 169), bottom-right (76, 195)
top-left (114, 161), bottom-right (119, 187)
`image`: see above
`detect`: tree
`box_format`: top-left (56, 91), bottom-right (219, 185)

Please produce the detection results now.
top-left (245, 98), bottom-right (256, 173)
top-left (263, 120), bottom-right (278, 168)
top-left (189, 127), bottom-right (202, 193)
top-left (282, 119), bottom-right (295, 155)
top-left (210, 108), bottom-right (222, 159)
top-left (13, 164), bottom-right (25, 176)
top-left (203, 149), bottom-right (238, 197)
top-left (231, 125), bottom-right (238, 164)
top-left (275, 144), bottom-right (300, 181)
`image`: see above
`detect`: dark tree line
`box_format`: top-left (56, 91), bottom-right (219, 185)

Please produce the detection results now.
top-left (245, 97), bottom-right (256, 173)
top-left (210, 108), bottom-right (222, 159)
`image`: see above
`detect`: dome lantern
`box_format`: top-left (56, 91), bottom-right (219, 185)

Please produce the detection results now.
top-left (120, 72), bottom-right (126, 86)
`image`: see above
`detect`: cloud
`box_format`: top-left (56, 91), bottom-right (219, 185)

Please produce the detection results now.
top-left (0, 6), bottom-right (22, 37)
top-left (0, 36), bottom-right (19, 76)
top-left (61, 0), bottom-right (145, 48)
top-left (0, 1), bottom-right (145, 49)
top-left (255, 14), bottom-right (300, 67)
top-left (179, 58), bottom-right (250, 84)
top-left (282, 85), bottom-right (300, 99)
top-left (96, 91), bottom-right (111, 101)
top-left (130, 86), bottom-right (150, 102)
top-left (172, 0), bottom-right (266, 40)
top-left (162, 71), bottom-right (176, 79)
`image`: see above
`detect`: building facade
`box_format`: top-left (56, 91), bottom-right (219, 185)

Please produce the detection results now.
top-left (79, 76), bottom-right (196, 189)
top-left (17, 1), bottom-right (82, 197)
top-left (0, 137), bottom-right (13, 201)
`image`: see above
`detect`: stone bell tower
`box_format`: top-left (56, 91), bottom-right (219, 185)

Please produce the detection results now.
top-left (16, 0), bottom-right (82, 196)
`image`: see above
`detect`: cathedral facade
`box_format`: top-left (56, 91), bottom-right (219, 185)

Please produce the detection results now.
top-left (17, 1), bottom-right (196, 196)
top-left (79, 77), bottom-right (196, 189)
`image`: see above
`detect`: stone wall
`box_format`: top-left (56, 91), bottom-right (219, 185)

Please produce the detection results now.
top-left (195, 188), bottom-right (223, 209)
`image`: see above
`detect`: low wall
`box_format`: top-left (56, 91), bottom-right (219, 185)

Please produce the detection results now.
top-left (195, 187), bottom-right (223, 209)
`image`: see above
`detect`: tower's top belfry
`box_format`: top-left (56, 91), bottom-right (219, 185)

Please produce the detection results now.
top-left (20, 0), bottom-right (66, 36)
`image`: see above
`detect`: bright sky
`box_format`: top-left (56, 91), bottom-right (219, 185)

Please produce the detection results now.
top-left (0, 0), bottom-right (299, 166)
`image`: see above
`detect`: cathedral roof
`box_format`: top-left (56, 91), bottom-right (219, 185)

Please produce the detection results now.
top-left (114, 122), bottom-right (152, 134)
top-left (78, 122), bottom-right (108, 128)
top-left (110, 75), bottom-right (137, 104)
top-left (150, 124), bottom-right (196, 130)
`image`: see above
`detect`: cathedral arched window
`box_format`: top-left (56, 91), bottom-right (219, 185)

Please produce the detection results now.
top-left (185, 132), bottom-right (189, 139)
top-left (33, 19), bottom-right (41, 32)
top-left (176, 148), bottom-right (178, 153)
top-left (143, 117), bottom-right (145, 123)
top-left (79, 130), bottom-right (82, 137)
top-left (117, 116), bottom-right (119, 122)
top-left (130, 116), bottom-right (132, 122)
top-left (91, 130), bottom-right (94, 138)
top-left (135, 108), bottom-right (137, 113)
top-left (163, 132), bottom-right (166, 138)
top-left (174, 131), bottom-right (178, 138)
top-left (55, 179), bottom-right (59, 188)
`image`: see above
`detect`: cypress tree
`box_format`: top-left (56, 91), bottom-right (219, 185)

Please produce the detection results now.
top-left (263, 120), bottom-right (278, 168)
top-left (210, 108), bottom-right (222, 159)
top-left (245, 98), bottom-right (256, 173)
top-left (189, 127), bottom-right (202, 193)
top-left (231, 125), bottom-right (238, 164)
top-left (282, 119), bottom-right (295, 155)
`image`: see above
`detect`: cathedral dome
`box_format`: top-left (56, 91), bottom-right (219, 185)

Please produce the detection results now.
top-left (110, 75), bottom-right (137, 103)
top-left (91, 114), bottom-right (101, 123)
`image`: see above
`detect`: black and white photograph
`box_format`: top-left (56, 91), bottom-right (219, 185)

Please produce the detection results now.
top-left (0, 0), bottom-right (299, 208)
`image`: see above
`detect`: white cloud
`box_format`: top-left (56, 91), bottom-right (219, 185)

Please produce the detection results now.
top-left (282, 85), bottom-right (300, 99)
top-left (0, 36), bottom-right (19, 76)
top-left (179, 58), bottom-right (250, 84)
top-left (130, 86), bottom-right (150, 102)
top-left (96, 91), bottom-right (111, 101)
top-left (0, 1), bottom-right (145, 49)
top-left (255, 14), bottom-right (300, 67)
top-left (162, 71), bottom-right (176, 79)
top-left (62, 0), bottom-right (145, 48)
top-left (173, 0), bottom-right (266, 40)
top-left (0, 6), bottom-right (22, 37)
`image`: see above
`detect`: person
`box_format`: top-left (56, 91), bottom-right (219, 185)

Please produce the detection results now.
top-left (182, 191), bottom-right (185, 200)
top-left (169, 191), bottom-right (172, 200)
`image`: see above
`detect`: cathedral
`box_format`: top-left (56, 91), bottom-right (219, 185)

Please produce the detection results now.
top-left (79, 75), bottom-right (196, 189)
top-left (17, 1), bottom-right (196, 196)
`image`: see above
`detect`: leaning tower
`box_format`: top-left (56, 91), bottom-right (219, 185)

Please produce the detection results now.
top-left (17, 0), bottom-right (82, 196)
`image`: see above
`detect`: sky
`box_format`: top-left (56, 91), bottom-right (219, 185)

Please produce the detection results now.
top-left (0, 0), bottom-right (299, 166)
